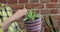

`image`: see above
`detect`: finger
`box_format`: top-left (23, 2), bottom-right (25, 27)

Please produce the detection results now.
top-left (22, 9), bottom-right (27, 12)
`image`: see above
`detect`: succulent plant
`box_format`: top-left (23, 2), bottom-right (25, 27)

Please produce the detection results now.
top-left (26, 8), bottom-right (38, 21)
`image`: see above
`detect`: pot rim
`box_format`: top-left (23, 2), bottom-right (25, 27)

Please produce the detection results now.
top-left (24, 18), bottom-right (42, 22)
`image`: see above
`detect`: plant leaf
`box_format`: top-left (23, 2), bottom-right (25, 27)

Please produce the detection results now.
top-left (49, 15), bottom-right (56, 32)
top-left (44, 16), bottom-right (52, 32)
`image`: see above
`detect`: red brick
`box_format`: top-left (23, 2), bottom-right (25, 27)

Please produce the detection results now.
top-left (50, 9), bottom-right (58, 14)
top-left (53, 21), bottom-right (58, 27)
top-left (32, 9), bottom-right (39, 12)
top-left (30, 0), bottom-right (39, 3)
top-left (46, 4), bottom-right (58, 8)
top-left (58, 10), bottom-right (60, 14)
top-left (6, 0), bottom-right (17, 4)
top-left (41, 9), bottom-right (50, 15)
top-left (19, 0), bottom-right (28, 3)
top-left (58, 4), bottom-right (60, 8)
top-left (42, 20), bottom-right (45, 27)
top-left (27, 9), bottom-right (41, 14)
top-left (7, 4), bottom-right (24, 10)
top-left (25, 4), bottom-right (44, 9)
top-left (51, 0), bottom-right (58, 2)
top-left (40, 0), bottom-right (50, 3)
top-left (59, 0), bottom-right (60, 2)
top-left (43, 15), bottom-right (58, 27)
top-left (44, 15), bottom-right (49, 20)
top-left (51, 15), bottom-right (60, 20)
top-left (58, 20), bottom-right (60, 27)
top-left (44, 26), bottom-right (50, 32)
top-left (0, 0), bottom-right (6, 3)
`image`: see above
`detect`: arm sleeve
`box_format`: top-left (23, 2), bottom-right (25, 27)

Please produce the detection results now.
top-left (0, 23), bottom-right (3, 32)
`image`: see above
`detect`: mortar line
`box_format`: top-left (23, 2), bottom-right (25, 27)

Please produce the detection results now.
top-left (43, 3), bottom-right (46, 9)
top-left (58, 0), bottom-right (59, 4)
top-left (39, 0), bottom-right (41, 4)
top-left (49, 2), bottom-right (58, 4)
top-left (24, 4), bottom-right (25, 8)
top-left (17, 0), bottom-right (19, 4)
top-left (28, 0), bottom-right (30, 4)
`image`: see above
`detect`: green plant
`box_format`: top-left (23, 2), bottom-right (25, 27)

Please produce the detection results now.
top-left (44, 15), bottom-right (59, 32)
top-left (26, 8), bottom-right (38, 21)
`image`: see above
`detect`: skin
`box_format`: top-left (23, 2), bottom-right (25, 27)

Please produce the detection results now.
top-left (2, 8), bottom-right (27, 32)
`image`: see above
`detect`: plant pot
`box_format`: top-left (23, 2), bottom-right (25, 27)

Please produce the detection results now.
top-left (24, 18), bottom-right (42, 32)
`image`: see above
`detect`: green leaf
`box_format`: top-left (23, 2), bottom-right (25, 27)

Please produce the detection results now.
top-left (26, 8), bottom-right (41, 21)
top-left (44, 16), bottom-right (52, 32)
top-left (49, 15), bottom-right (56, 32)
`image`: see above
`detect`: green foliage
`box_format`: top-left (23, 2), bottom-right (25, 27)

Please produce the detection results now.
top-left (49, 15), bottom-right (56, 32)
top-left (26, 8), bottom-right (38, 21)
top-left (44, 16), bottom-right (52, 32)
top-left (44, 15), bottom-right (59, 32)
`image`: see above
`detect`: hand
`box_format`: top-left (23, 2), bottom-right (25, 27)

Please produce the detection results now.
top-left (2, 8), bottom-right (27, 31)
top-left (17, 8), bottom-right (27, 17)
top-left (15, 8), bottom-right (27, 18)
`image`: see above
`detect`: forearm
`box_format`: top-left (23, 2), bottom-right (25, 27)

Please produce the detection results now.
top-left (2, 9), bottom-right (27, 32)
top-left (2, 10), bottom-right (23, 31)
top-left (2, 18), bottom-right (12, 32)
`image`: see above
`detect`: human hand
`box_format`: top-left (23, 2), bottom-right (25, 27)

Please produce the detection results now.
top-left (17, 8), bottom-right (27, 18)
top-left (2, 8), bottom-right (27, 31)
top-left (12, 8), bottom-right (27, 20)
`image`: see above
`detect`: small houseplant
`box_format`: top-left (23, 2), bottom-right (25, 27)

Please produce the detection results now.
top-left (44, 15), bottom-right (59, 32)
top-left (24, 8), bottom-right (42, 32)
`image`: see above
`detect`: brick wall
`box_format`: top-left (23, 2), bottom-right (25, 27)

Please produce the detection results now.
top-left (0, 0), bottom-right (60, 32)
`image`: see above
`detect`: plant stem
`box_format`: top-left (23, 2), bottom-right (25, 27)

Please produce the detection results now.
top-left (49, 15), bottom-right (56, 32)
top-left (44, 16), bottom-right (52, 32)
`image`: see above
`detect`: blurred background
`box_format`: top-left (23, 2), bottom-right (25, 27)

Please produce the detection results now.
top-left (0, 0), bottom-right (60, 32)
